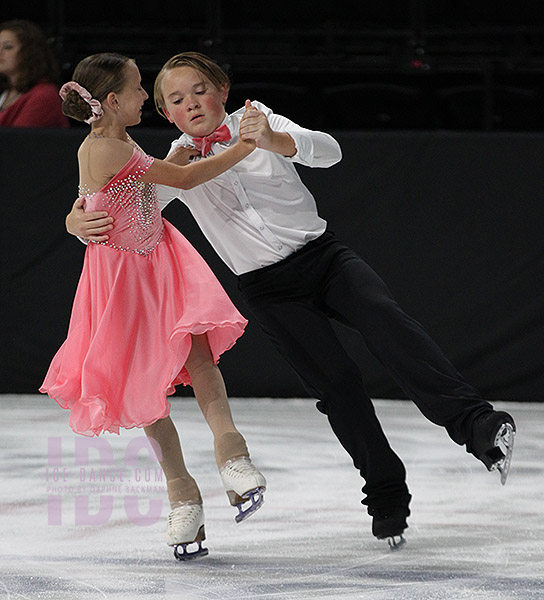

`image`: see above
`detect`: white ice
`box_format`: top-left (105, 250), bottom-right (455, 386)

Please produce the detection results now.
top-left (0, 395), bottom-right (543, 599)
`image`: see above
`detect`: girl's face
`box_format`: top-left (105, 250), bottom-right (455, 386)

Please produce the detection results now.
top-left (0, 30), bottom-right (21, 80)
top-left (160, 66), bottom-right (228, 137)
top-left (115, 61), bottom-right (149, 126)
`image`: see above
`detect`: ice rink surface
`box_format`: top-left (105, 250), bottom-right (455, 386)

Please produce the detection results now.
top-left (1, 395), bottom-right (543, 599)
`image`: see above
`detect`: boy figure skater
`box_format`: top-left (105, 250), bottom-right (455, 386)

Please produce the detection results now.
top-left (67, 52), bottom-right (515, 549)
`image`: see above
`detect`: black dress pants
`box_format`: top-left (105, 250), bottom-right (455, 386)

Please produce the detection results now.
top-left (238, 231), bottom-right (493, 512)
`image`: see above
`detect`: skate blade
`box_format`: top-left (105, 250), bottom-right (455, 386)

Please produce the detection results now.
top-left (173, 541), bottom-right (209, 561)
top-left (227, 487), bottom-right (265, 523)
top-left (172, 525), bottom-right (208, 561)
top-left (388, 535), bottom-right (406, 551)
top-left (489, 423), bottom-right (515, 485)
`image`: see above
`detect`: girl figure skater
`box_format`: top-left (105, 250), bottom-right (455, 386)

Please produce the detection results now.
top-left (39, 53), bottom-right (266, 561)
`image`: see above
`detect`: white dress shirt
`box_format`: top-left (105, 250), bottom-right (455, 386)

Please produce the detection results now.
top-left (157, 101), bottom-right (342, 275)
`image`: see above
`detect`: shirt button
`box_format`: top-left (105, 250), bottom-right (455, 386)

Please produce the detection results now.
top-left (259, 226), bottom-right (264, 230)
top-left (234, 181), bottom-right (239, 186)
top-left (245, 203), bottom-right (250, 208)
top-left (277, 245), bottom-right (283, 250)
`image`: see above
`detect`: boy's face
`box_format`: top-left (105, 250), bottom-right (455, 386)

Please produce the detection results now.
top-left (160, 66), bottom-right (228, 138)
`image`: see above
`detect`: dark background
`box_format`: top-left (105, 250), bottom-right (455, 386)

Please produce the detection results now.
top-left (2, 2), bottom-right (544, 401)
top-left (3, 1), bottom-right (544, 131)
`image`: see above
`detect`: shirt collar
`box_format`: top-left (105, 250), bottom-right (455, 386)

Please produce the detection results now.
top-left (179, 108), bottom-right (242, 147)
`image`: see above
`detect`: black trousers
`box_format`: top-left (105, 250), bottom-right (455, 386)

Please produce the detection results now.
top-left (238, 231), bottom-right (493, 512)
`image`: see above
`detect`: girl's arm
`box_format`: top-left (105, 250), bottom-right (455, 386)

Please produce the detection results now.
top-left (142, 138), bottom-right (255, 189)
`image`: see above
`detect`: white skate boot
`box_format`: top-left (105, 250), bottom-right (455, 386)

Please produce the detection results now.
top-left (220, 457), bottom-right (266, 523)
top-left (166, 503), bottom-right (208, 561)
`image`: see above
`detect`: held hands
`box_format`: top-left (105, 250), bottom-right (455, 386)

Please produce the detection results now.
top-left (239, 100), bottom-right (273, 149)
top-left (66, 197), bottom-right (113, 242)
top-left (239, 99), bottom-right (296, 157)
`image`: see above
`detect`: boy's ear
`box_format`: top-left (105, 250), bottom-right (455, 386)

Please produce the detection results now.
top-left (162, 107), bottom-right (174, 123)
top-left (220, 84), bottom-right (229, 105)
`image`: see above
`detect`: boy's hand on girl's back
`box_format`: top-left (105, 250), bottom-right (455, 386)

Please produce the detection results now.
top-left (65, 197), bottom-right (114, 242)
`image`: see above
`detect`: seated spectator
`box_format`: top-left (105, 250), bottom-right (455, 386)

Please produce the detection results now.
top-left (0, 19), bottom-right (69, 128)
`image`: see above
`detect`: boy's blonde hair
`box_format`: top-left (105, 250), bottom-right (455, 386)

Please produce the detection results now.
top-left (154, 52), bottom-right (230, 118)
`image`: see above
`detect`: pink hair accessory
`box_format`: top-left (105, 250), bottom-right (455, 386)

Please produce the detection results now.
top-left (59, 81), bottom-right (104, 124)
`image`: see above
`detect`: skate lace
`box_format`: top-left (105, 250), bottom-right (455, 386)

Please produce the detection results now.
top-left (221, 456), bottom-right (258, 479)
top-left (167, 504), bottom-right (202, 531)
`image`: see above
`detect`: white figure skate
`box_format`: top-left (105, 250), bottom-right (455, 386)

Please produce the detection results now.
top-left (220, 457), bottom-right (266, 523)
top-left (489, 422), bottom-right (516, 485)
top-left (166, 503), bottom-right (208, 561)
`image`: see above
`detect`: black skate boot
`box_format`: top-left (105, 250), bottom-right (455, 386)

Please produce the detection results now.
top-left (369, 506), bottom-right (409, 550)
top-left (471, 410), bottom-right (516, 485)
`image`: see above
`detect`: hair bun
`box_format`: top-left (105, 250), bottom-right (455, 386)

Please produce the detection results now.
top-left (61, 89), bottom-right (93, 122)
top-left (59, 80), bottom-right (104, 123)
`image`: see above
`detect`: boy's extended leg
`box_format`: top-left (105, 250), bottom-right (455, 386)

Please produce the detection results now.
top-left (318, 239), bottom-right (515, 480)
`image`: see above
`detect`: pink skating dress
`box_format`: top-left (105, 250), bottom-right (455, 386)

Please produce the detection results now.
top-left (40, 148), bottom-right (247, 436)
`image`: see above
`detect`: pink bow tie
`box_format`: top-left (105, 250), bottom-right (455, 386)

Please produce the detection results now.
top-left (192, 124), bottom-right (231, 156)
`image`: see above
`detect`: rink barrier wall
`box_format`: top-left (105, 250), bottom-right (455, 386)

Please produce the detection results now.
top-left (2, 128), bottom-right (543, 401)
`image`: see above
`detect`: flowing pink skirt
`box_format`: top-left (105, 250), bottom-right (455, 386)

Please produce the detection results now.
top-left (40, 220), bottom-right (247, 436)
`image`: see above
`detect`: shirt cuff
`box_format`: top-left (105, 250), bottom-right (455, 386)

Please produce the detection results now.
top-left (283, 131), bottom-right (314, 165)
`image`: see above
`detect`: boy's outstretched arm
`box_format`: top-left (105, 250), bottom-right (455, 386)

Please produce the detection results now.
top-left (239, 99), bottom-right (297, 157)
top-left (66, 198), bottom-right (113, 242)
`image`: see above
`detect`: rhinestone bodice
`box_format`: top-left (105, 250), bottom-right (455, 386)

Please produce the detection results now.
top-left (81, 149), bottom-right (163, 256)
